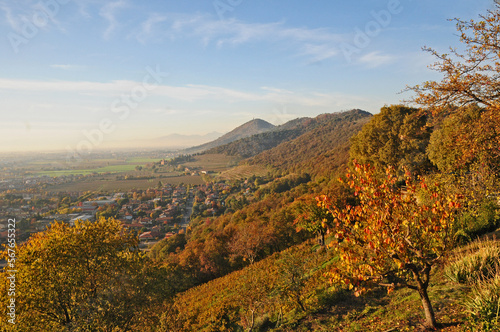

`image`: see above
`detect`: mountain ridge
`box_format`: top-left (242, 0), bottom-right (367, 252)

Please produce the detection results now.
top-left (205, 109), bottom-right (372, 161)
top-left (247, 109), bottom-right (372, 175)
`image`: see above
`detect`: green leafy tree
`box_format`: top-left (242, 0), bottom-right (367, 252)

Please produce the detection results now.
top-left (427, 104), bottom-right (500, 178)
top-left (350, 105), bottom-right (433, 176)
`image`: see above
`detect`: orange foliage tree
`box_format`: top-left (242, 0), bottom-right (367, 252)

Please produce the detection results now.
top-left (229, 222), bottom-right (275, 264)
top-left (294, 195), bottom-right (333, 246)
top-left (408, 8), bottom-right (500, 177)
top-left (409, 8), bottom-right (500, 112)
top-left (317, 163), bottom-right (460, 329)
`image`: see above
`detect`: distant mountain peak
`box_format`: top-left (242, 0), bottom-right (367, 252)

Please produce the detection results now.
top-left (225, 119), bottom-right (275, 137)
top-left (181, 118), bottom-right (275, 154)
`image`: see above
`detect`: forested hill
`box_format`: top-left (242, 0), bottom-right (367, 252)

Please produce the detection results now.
top-left (247, 109), bottom-right (372, 176)
top-left (205, 110), bottom-right (371, 161)
top-left (182, 118), bottom-right (275, 154)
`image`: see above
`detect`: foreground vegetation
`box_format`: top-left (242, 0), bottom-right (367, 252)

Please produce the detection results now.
top-left (157, 235), bottom-right (500, 331)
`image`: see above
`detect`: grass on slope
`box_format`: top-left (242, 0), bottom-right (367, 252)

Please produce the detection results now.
top-left (161, 234), bottom-right (500, 331)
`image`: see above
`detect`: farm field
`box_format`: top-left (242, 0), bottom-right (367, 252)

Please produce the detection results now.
top-left (47, 175), bottom-right (205, 192)
top-left (0, 150), bottom-right (169, 179)
top-left (33, 157), bottom-right (166, 176)
top-left (125, 157), bottom-right (164, 163)
top-left (36, 164), bottom-right (140, 177)
top-left (218, 164), bottom-right (270, 180)
top-left (183, 154), bottom-right (241, 172)
top-left (5, 151), bottom-right (246, 193)
top-left (30, 154), bottom-right (237, 177)
top-left (42, 154), bottom-right (240, 192)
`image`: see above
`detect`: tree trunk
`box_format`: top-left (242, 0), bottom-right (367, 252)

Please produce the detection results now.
top-left (418, 286), bottom-right (437, 330)
top-left (247, 309), bottom-right (255, 332)
top-left (410, 265), bottom-right (437, 330)
top-left (318, 232), bottom-right (325, 246)
top-left (296, 295), bottom-right (306, 312)
top-left (275, 307), bottom-right (282, 328)
top-left (63, 306), bottom-right (71, 325)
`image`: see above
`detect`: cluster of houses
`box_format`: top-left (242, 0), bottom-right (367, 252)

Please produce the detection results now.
top-left (0, 184), bottom-right (192, 247)
top-left (116, 186), bottom-right (189, 242)
top-left (192, 182), bottom-right (233, 217)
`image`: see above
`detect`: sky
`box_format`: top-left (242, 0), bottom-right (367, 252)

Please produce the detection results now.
top-left (0, 0), bottom-right (495, 153)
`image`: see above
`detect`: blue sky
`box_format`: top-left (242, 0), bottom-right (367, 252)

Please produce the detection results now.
top-left (0, 0), bottom-right (494, 153)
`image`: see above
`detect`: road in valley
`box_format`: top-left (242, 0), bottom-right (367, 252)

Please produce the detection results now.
top-left (181, 190), bottom-right (194, 230)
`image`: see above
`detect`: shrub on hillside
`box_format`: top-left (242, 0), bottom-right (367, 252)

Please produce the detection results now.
top-left (454, 199), bottom-right (500, 243)
top-left (445, 240), bottom-right (500, 284)
top-left (465, 274), bottom-right (500, 331)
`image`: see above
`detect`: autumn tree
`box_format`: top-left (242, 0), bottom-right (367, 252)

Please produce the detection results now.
top-left (274, 251), bottom-right (309, 312)
top-left (235, 269), bottom-right (276, 332)
top-left (428, 104), bottom-right (500, 178)
top-left (294, 196), bottom-right (333, 246)
top-left (230, 222), bottom-right (275, 264)
top-left (408, 8), bottom-right (500, 178)
top-left (317, 163), bottom-right (459, 329)
top-left (0, 218), bottom-right (170, 331)
top-left (410, 7), bottom-right (500, 112)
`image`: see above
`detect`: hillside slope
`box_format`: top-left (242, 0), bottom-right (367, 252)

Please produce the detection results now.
top-left (205, 116), bottom-right (313, 158)
top-left (162, 237), bottom-right (471, 331)
top-left (248, 109), bottom-right (372, 176)
top-left (149, 110), bottom-right (372, 296)
top-left (206, 127), bottom-right (304, 158)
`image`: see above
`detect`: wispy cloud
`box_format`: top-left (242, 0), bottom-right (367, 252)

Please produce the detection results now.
top-left (133, 13), bottom-right (345, 62)
top-left (260, 87), bottom-right (294, 94)
top-left (0, 0), bottom-right (67, 36)
top-left (300, 43), bottom-right (339, 63)
top-left (141, 13), bottom-right (168, 35)
top-left (358, 51), bottom-right (396, 68)
top-left (0, 1), bottom-right (47, 32)
top-left (99, 0), bottom-right (128, 40)
top-left (0, 78), bottom-right (128, 93)
top-left (0, 77), bottom-right (378, 110)
top-left (50, 64), bottom-right (87, 71)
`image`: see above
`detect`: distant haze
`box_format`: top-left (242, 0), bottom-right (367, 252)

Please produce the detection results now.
top-left (109, 132), bottom-right (224, 150)
top-left (0, 0), bottom-right (493, 152)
